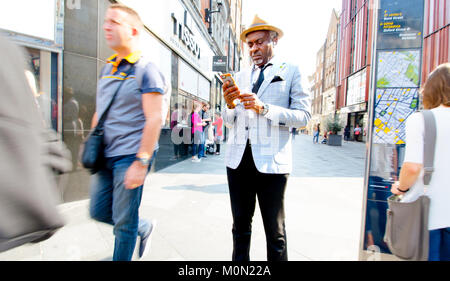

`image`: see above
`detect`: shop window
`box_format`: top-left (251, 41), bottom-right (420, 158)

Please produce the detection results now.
top-left (24, 47), bottom-right (57, 129)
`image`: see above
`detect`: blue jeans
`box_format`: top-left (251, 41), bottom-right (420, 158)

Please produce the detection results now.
top-left (192, 143), bottom-right (199, 156)
top-left (198, 130), bottom-right (206, 157)
top-left (89, 153), bottom-right (153, 261)
top-left (313, 133), bottom-right (319, 143)
top-left (429, 228), bottom-right (450, 261)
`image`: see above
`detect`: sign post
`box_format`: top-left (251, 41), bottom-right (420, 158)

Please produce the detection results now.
top-left (360, 0), bottom-right (425, 261)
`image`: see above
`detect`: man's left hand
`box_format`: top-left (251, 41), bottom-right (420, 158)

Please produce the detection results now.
top-left (239, 93), bottom-right (264, 114)
top-left (124, 161), bottom-right (148, 189)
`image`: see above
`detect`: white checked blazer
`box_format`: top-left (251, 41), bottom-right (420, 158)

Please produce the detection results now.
top-left (223, 57), bottom-right (311, 174)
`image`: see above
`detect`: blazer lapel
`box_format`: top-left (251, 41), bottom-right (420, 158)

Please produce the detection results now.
top-left (257, 60), bottom-right (283, 99)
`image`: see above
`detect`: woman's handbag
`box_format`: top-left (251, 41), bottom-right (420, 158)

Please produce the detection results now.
top-left (384, 110), bottom-right (436, 261)
top-left (81, 68), bottom-right (132, 174)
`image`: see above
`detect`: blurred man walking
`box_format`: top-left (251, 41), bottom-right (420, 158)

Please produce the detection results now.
top-left (89, 4), bottom-right (169, 261)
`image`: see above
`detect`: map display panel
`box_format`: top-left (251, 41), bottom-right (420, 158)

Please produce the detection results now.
top-left (373, 87), bottom-right (419, 144)
top-left (376, 50), bottom-right (420, 88)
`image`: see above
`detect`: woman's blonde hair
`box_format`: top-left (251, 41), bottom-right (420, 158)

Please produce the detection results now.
top-left (421, 63), bottom-right (450, 109)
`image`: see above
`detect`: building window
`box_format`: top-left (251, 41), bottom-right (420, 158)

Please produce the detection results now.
top-left (25, 47), bottom-right (56, 129)
top-left (191, 0), bottom-right (201, 10)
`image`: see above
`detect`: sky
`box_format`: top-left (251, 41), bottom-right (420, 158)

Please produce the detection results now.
top-left (241, 0), bottom-right (342, 90)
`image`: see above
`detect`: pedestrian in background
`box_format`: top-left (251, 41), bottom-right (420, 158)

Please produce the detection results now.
top-left (344, 125), bottom-right (350, 142)
top-left (354, 124), bottom-right (361, 142)
top-left (321, 131), bottom-right (328, 144)
top-left (191, 102), bottom-right (205, 162)
top-left (199, 103), bottom-right (211, 158)
top-left (291, 127), bottom-right (298, 140)
top-left (89, 4), bottom-right (169, 261)
top-left (391, 63), bottom-right (450, 261)
top-left (171, 103), bottom-right (181, 160)
top-left (212, 112), bottom-right (223, 155)
top-left (313, 124), bottom-right (320, 144)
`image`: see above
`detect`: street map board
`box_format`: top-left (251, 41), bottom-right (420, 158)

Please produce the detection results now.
top-left (377, 0), bottom-right (424, 49)
top-left (373, 88), bottom-right (419, 144)
top-left (363, 0), bottom-right (424, 258)
top-left (373, 50), bottom-right (421, 145)
top-left (376, 50), bottom-right (421, 88)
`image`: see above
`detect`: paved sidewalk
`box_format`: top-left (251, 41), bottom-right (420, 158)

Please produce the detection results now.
top-left (0, 134), bottom-right (367, 261)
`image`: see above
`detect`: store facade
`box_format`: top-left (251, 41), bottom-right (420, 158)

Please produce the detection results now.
top-left (0, 0), bottom-right (69, 201)
top-left (338, 68), bottom-right (368, 142)
top-left (119, 0), bottom-right (220, 170)
top-left (0, 0), bottom-right (64, 132)
top-left (1, 0), bottom-right (226, 202)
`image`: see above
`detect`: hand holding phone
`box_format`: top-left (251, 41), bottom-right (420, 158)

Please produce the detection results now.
top-left (221, 73), bottom-right (240, 109)
top-left (220, 73), bottom-right (236, 87)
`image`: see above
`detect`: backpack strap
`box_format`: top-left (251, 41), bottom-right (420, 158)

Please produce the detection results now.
top-left (97, 65), bottom-right (133, 129)
top-left (421, 110), bottom-right (437, 186)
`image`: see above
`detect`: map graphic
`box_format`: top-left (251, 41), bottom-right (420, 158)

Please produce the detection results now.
top-left (373, 88), bottom-right (419, 144)
top-left (376, 50), bottom-right (420, 88)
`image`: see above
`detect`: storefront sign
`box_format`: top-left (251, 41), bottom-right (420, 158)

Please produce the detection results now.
top-left (212, 56), bottom-right (228, 72)
top-left (120, 0), bottom-right (214, 78)
top-left (346, 68), bottom-right (367, 106)
top-left (171, 13), bottom-right (201, 59)
top-left (340, 102), bottom-right (367, 114)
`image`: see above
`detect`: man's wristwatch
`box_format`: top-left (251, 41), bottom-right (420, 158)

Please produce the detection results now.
top-left (136, 152), bottom-right (151, 166)
top-left (261, 103), bottom-right (269, 115)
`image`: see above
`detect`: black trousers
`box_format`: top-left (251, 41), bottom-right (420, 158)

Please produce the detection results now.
top-left (227, 141), bottom-right (289, 261)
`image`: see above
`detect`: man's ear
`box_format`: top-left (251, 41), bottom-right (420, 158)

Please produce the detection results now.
top-left (272, 36), bottom-right (278, 46)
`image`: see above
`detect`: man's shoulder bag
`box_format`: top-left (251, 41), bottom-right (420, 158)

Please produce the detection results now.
top-left (81, 67), bottom-right (132, 174)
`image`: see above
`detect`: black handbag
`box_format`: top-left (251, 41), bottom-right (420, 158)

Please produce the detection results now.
top-left (81, 68), bottom-right (132, 174)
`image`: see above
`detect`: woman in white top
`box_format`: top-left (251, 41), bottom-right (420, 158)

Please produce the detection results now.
top-left (391, 63), bottom-right (450, 261)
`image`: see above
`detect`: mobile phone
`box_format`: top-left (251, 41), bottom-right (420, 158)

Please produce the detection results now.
top-left (220, 73), bottom-right (236, 87)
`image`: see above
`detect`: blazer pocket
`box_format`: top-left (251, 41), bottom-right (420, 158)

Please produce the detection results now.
top-left (270, 76), bottom-right (284, 83)
top-left (267, 80), bottom-right (287, 94)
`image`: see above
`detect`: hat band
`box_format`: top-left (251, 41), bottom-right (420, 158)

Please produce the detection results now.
top-left (249, 23), bottom-right (271, 28)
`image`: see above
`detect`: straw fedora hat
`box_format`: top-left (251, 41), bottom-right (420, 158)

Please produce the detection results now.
top-left (240, 15), bottom-right (284, 42)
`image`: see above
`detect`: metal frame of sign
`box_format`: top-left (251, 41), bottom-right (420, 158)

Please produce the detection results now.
top-left (359, 0), bottom-right (425, 261)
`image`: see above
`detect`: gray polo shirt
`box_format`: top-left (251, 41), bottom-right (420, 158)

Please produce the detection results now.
top-left (96, 54), bottom-right (168, 157)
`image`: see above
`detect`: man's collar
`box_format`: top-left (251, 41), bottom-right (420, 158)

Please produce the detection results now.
top-left (107, 50), bottom-right (142, 64)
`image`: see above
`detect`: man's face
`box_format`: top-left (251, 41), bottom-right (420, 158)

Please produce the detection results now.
top-left (103, 8), bottom-right (136, 50)
top-left (246, 31), bottom-right (277, 67)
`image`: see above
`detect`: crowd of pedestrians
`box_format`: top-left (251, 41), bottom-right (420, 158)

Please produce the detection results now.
top-left (170, 101), bottom-right (224, 163)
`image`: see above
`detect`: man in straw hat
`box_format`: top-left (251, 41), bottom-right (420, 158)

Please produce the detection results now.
top-left (222, 15), bottom-right (311, 261)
